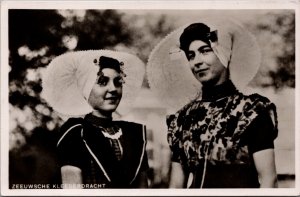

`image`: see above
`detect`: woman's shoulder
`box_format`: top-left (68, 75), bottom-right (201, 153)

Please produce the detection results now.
top-left (166, 100), bottom-right (197, 126)
top-left (60, 117), bottom-right (84, 132)
top-left (245, 93), bottom-right (272, 103)
top-left (238, 92), bottom-right (278, 130)
top-left (59, 118), bottom-right (83, 141)
top-left (241, 93), bottom-right (276, 112)
top-left (58, 118), bottom-right (85, 146)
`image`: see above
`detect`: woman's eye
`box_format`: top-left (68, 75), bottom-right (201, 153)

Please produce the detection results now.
top-left (200, 48), bottom-right (213, 55)
top-left (97, 77), bottom-right (108, 86)
top-left (114, 77), bottom-right (123, 87)
top-left (187, 52), bottom-right (195, 60)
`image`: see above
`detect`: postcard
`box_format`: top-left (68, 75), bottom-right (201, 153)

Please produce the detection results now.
top-left (1, 0), bottom-right (299, 196)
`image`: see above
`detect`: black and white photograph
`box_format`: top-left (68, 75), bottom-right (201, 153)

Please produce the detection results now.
top-left (1, 0), bottom-right (299, 196)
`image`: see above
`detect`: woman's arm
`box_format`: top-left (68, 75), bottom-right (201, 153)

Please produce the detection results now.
top-left (253, 148), bottom-right (278, 188)
top-left (169, 162), bottom-right (185, 188)
top-left (61, 165), bottom-right (83, 187)
top-left (137, 171), bottom-right (149, 188)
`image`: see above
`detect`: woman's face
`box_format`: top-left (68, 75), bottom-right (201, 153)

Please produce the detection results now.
top-left (88, 68), bottom-right (123, 117)
top-left (187, 40), bottom-right (229, 86)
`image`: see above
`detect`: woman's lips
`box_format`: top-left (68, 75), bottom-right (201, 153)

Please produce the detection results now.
top-left (194, 68), bottom-right (209, 74)
top-left (105, 96), bottom-right (119, 101)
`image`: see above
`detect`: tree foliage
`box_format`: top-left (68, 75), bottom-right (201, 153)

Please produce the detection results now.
top-left (268, 12), bottom-right (295, 89)
top-left (252, 11), bottom-right (295, 89)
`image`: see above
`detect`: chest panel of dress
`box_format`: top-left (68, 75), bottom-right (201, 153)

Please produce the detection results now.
top-left (178, 94), bottom-right (258, 165)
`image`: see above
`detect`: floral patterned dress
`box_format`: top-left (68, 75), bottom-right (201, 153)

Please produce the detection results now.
top-left (167, 81), bottom-right (278, 188)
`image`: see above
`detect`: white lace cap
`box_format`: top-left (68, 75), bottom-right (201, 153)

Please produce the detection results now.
top-left (42, 50), bottom-right (145, 120)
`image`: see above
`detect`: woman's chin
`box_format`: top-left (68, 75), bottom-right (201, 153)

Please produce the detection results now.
top-left (196, 77), bottom-right (210, 85)
top-left (104, 104), bottom-right (120, 113)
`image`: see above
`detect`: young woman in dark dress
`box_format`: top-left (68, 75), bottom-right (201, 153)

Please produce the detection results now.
top-left (42, 50), bottom-right (148, 188)
top-left (147, 18), bottom-right (278, 188)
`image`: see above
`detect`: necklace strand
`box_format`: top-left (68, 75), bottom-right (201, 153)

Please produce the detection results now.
top-left (98, 126), bottom-right (123, 140)
top-left (101, 130), bottom-right (123, 139)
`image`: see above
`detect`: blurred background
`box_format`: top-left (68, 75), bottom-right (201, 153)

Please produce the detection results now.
top-left (7, 9), bottom-right (295, 188)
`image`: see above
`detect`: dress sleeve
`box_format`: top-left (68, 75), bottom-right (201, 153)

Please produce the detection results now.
top-left (247, 105), bottom-right (278, 154)
top-left (57, 118), bottom-right (85, 168)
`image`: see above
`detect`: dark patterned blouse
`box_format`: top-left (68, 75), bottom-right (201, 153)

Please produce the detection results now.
top-left (167, 80), bottom-right (278, 188)
top-left (57, 114), bottom-right (149, 188)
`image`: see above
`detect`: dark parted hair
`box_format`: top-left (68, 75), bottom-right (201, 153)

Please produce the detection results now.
top-left (179, 23), bottom-right (212, 56)
top-left (98, 56), bottom-right (121, 73)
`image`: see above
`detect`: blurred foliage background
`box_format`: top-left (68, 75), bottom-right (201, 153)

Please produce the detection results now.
top-left (7, 9), bottom-right (295, 187)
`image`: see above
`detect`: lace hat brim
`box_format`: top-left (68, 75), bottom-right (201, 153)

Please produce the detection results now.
top-left (147, 18), bottom-right (261, 111)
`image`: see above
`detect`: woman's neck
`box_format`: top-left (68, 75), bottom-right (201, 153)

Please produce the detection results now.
top-left (91, 110), bottom-right (112, 119)
top-left (201, 80), bottom-right (237, 101)
top-left (201, 72), bottom-right (229, 87)
top-left (85, 113), bottom-right (113, 127)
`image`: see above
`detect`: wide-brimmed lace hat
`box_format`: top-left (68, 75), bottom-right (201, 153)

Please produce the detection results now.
top-left (147, 17), bottom-right (261, 111)
top-left (42, 50), bottom-right (145, 120)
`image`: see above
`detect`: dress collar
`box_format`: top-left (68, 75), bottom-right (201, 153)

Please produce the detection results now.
top-left (84, 113), bottom-right (113, 127)
top-left (201, 80), bottom-right (238, 101)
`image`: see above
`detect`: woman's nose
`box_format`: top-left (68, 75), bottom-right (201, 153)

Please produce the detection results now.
top-left (194, 53), bottom-right (204, 67)
top-left (107, 81), bottom-right (117, 92)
